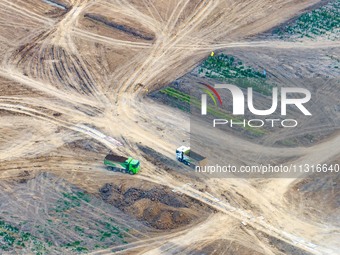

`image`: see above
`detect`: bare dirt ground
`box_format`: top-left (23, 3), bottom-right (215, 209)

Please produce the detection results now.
top-left (0, 0), bottom-right (339, 254)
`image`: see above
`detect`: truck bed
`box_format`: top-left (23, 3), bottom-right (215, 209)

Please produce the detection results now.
top-left (105, 154), bottom-right (128, 162)
top-left (187, 151), bottom-right (207, 167)
top-left (188, 151), bottom-right (205, 161)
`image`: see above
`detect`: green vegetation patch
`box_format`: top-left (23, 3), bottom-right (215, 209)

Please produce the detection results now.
top-left (54, 191), bottom-right (91, 213)
top-left (273, 0), bottom-right (340, 40)
top-left (63, 240), bottom-right (88, 253)
top-left (0, 220), bottom-right (47, 254)
top-left (198, 54), bottom-right (273, 96)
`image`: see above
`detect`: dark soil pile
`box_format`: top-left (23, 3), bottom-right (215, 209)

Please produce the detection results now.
top-left (99, 181), bottom-right (210, 230)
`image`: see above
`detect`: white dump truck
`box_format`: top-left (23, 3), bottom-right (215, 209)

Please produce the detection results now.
top-left (176, 146), bottom-right (207, 167)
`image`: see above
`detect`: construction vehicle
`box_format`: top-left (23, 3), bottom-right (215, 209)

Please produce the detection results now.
top-left (104, 154), bottom-right (140, 174)
top-left (176, 146), bottom-right (207, 167)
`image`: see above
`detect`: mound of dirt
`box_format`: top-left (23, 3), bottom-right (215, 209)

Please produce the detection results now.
top-left (99, 181), bottom-right (210, 230)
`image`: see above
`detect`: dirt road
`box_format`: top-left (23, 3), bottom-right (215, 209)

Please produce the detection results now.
top-left (0, 0), bottom-right (339, 254)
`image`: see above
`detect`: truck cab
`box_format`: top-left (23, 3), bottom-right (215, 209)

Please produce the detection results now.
top-left (126, 157), bottom-right (141, 174)
top-left (176, 146), bottom-right (191, 165)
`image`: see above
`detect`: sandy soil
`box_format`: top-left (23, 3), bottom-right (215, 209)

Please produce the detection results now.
top-left (0, 0), bottom-right (339, 254)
